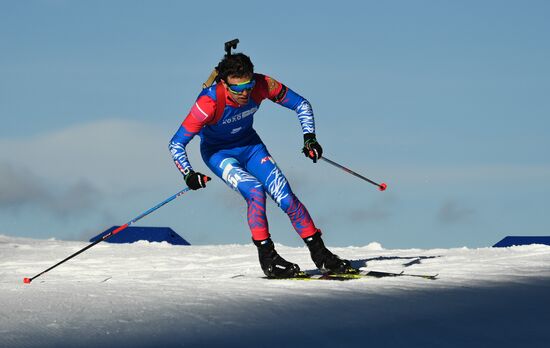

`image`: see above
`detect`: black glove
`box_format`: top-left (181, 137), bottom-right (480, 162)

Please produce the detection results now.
top-left (184, 170), bottom-right (211, 190)
top-left (302, 133), bottom-right (323, 163)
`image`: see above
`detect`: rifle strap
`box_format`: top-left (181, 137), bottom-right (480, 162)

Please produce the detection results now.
top-left (212, 83), bottom-right (226, 124)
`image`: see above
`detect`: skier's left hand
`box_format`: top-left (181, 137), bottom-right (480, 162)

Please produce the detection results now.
top-left (302, 133), bottom-right (323, 163)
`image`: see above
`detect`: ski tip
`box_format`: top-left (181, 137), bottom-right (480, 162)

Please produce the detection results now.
top-left (23, 278), bottom-right (31, 284)
top-left (379, 183), bottom-right (387, 191)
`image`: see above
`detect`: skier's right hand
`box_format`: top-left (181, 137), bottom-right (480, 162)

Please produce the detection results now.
top-left (184, 171), bottom-right (211, 190)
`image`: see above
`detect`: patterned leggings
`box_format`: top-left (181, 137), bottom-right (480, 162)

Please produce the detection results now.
top-left (202, 142), bottom-right (317, 241)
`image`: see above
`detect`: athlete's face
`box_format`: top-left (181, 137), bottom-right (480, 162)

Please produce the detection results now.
top-left (224, 74), bottom-right (254, 106)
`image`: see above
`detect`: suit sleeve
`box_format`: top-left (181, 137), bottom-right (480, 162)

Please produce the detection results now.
top-left (168, 94), bottom-right (216, 175)
top-left (261, 74), bottom-right (315, 134)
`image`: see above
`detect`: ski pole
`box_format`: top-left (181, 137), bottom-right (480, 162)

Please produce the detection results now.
top-left (321, 156), bottom-right (387, 191)
top-left (23, 187), bottom-right (192, 284)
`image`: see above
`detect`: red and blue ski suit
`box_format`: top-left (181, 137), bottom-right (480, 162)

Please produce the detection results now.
top-left (169, 74), bottom-right (318, 241)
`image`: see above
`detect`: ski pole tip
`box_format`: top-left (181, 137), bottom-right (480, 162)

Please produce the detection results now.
top-left (23, 278), bottom-right (31, 284)
top-left (379, 183), bottom-right (387, 191)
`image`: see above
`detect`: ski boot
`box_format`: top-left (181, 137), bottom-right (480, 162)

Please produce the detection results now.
top-left (254, 238), bottom-right (301, 278)
top-left (303, 230), bottom-right (358, 274)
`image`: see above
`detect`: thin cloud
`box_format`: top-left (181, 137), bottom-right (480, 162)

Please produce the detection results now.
top-left (437, 200), bottom-right (476, 225)
top-left (349, 195), bottom-right (397, 222)
top-left (0, 161), bottom-right (102, 218)
top-left (49, 179), bottom-right (103, 218)
top-left (0, 161), bottom-right (50, 209)
top-left (0, 119), bottom-right (175, 193)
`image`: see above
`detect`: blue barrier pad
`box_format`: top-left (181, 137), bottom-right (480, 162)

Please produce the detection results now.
top-left (493, 236), bottom-right (550, 247)
top-left (90, 226), bottom-right (190, 245)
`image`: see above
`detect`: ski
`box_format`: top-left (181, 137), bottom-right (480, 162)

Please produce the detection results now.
top-left (270, 270), bottom-right (438, 281)
top-left (273, 272), bottom-right (360, 281)
top-left (354, 270), bottom-right (438, 280)
top-left (281, 272), bottom-right (362, 281)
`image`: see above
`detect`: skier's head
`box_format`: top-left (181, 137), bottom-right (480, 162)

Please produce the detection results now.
top-left (216, 53), bottom-right (254, 82)
top-left (216, 53), bottom-right (255, 105)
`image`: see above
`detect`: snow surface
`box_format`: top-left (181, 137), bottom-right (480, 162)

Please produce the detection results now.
top-left (1, 235), bottom-right (550, 348)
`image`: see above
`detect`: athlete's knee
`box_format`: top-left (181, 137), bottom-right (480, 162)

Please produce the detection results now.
top-left (240, 182), bottom-right (266, 204)
top-left (279, 193), bottom-right (300, 213)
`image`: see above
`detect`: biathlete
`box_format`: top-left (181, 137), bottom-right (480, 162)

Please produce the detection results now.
top-left (169, 53), bottom-right (355, 278)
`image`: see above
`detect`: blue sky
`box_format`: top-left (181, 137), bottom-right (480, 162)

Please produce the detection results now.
top-left (1, 0), bottom-right (549, 248)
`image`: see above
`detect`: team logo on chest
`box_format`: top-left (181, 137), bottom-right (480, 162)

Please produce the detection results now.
top-left (222, 106), bottom-right (258, 125)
